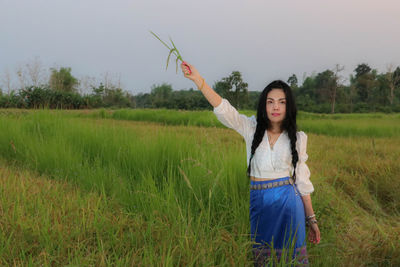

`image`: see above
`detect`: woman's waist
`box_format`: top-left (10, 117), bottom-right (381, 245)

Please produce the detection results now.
top-left (250, 176), bottom-right (290, 182)
top-left (250, 176), bottom-right (277, 181)
top-left (250, 170), bottom-right (292, 181)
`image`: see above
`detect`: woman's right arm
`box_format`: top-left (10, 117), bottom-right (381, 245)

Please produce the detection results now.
top-left (180, 61), bottom-right (222, 107)
top-left (180, 62), bottom-right (256, 138)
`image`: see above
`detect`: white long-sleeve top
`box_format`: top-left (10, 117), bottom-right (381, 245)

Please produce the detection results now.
top-left (213, 98), bottom-right (314, 196)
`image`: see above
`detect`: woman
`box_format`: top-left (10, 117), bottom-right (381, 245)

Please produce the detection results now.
top-left (180, 62), bottom-right (320, 266)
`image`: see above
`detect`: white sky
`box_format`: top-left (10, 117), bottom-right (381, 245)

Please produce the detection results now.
top-left (1, 0), bottom-right (399, 94)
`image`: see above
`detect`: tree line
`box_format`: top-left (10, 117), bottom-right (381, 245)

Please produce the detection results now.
top-left (1, 60), bottom-right (399, 113)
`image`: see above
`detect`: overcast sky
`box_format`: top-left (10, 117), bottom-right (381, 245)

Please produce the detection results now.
top-left (1, 0), bottom-right (399, 94)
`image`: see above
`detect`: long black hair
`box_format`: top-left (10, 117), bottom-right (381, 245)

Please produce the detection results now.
top-left (246, 80), bottom-right (299, 183)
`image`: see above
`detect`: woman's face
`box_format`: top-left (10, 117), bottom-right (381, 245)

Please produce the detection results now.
top-left (266, 88), bottom-right (286, 124)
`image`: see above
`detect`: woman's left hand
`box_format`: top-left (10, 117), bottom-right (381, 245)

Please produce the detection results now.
top-left (308, 223), bottom-right (320, 244)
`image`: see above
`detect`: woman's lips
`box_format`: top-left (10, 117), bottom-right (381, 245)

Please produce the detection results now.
top-left (272, 113), bottom-right (280, 117)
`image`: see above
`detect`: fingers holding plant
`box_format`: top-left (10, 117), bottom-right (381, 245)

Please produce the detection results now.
top-left (181, 61), bottom-right (200, 82)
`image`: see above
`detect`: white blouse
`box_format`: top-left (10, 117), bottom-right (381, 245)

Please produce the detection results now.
top-left (213, 98), bottom-right (314, 196)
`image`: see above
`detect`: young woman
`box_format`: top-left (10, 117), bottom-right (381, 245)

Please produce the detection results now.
top-left (180, 62), bottom-right (320, 266)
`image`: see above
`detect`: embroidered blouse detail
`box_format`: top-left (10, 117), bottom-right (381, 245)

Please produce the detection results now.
top-left (213, 98), bottom-right (314, 196)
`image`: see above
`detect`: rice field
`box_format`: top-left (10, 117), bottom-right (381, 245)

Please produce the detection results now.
top-left (0, 109), bottom-right (399, 266)
top-left (70, 108), bottom-right (400, 137)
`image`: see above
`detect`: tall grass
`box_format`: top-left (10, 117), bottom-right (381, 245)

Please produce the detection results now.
top-left (66, 108), bottom-right (400, 138)
top-left (3, 108), bottom-right (400, 137)
top-left (0, 111), bottom-right (254, 265)
top-left (0, 165), bottom-right (141, 266)
top-left (0, 110), bottom-right (399, 265)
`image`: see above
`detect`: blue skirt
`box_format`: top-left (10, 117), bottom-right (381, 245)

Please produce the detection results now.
top-left (250, 176), bottom-right (309, 266)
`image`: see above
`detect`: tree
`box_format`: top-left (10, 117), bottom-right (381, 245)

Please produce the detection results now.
top-left (353, 63), bottom-right (377, 103)
top-left (385, 64), bottom-right (400, 105)
top-left (331, 64), bottom-right (345, 113)
top-left (313, 65), bottom-right (344, 114)
top-left (19, 85), bottom-right (51, 108)
top-left (78, 75), bottom-right (97, 95)
top-left (16, 65), bottom-right (27, 90)
top-left (296, 75), bottom-right (317, 112)
top-left (355, 63), bottom-right (372, 78)
top-left (89, 83), bottom-right (106, 107)
top-left (25, 57), bottom-right (47, 87)
top-left (1, 69), bottom-right (13, 94)
top-left (213, 71), bottom-right (248, 109)
top-left (49, 67), bottom-right (79, 93)
top-left (287, 74), bottom-right (298, 89)
top-left (376, 73), bottom-right (391, 106)
top-left (150, 83), bottom-right (173, 108)
top-left (103, 87), bottom-right (130, 107)
top-left (315, 69), bottom-right (335, 104)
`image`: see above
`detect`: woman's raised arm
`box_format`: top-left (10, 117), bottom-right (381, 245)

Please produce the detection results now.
top-left (180, 61), bottom-right (222, 107)
top-left (180, 61), bottom-right (256, 140)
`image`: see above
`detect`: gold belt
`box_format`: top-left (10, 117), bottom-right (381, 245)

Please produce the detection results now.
top-left (250, 178), bottom-right (294, 190)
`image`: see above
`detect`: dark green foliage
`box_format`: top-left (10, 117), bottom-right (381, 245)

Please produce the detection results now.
top-left (49, 67), bottom-right (79, 93)
top-left (355, 63), bottom-right (372, 78)
top-left (0, 90), bottom-right (26, 108)
top-left (294, 63), bottom-right (400, 113)
top-left (19, 86), bottom-right (50, 108)
top-left (213, 71), bottom-right (249, 109)
top-left (1, 64), bottom-right (400, 112)
top-left (150, 83), bottom-right (173, 108)
top-left (287, 74), bottom-right (298, 89)
top-left (6, 86), bottom-right (84, 109)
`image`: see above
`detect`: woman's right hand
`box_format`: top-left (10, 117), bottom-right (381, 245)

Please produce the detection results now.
top-left (308, 223), bottom-right (321, 244)
top-left (181, 61), bottom-right (202, 83)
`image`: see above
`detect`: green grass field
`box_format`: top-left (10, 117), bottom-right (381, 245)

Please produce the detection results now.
top-left (0, 109), bottom-right (399, 266)
top-left (70, 108), bottom-right (400, 137)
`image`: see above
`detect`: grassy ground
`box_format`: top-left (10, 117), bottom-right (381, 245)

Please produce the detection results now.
top-left (76, 108), bottom-right (400, 137)
top-left (0, 109), bottom-right (399, 266)
top-left (0, 164), bottom-right (141, 266)
top-left (2, 108), bottom-right (400, 137)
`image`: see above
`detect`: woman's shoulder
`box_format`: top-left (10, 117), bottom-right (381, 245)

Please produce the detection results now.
top-left (294, 131), bottom-right (308, 148)
top-left (296, 131), bottom-right (307, 139)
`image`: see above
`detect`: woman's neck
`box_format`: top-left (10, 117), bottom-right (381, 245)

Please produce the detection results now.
top-left (268, 122), bottom-right (282, 134)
